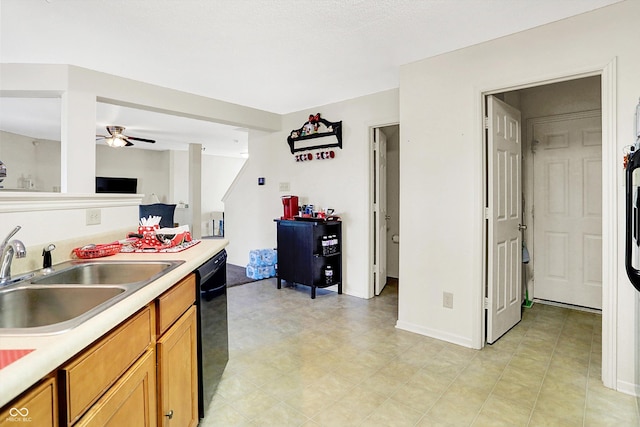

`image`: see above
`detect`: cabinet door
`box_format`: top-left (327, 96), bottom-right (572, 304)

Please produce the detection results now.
top-left (157, 306), bottom-right (198, 427)
top-left (277, 222), bottom-right (313, 283)
top-left (62, 306), bottom-right (152, 424)
top-left (74, 349), bottom-right (157, 427)
top-left (0, 377), bottom-right (57, 427)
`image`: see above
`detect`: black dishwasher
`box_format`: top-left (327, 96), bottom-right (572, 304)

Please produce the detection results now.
top-left (195, 249), bottom-right (229, 419)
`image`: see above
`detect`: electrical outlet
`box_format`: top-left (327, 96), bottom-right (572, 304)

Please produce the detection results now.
top-left (279, 182), bottom-right (290, 192)
top-left (443, 292), bottom-right (454, 309)
top-left (86, 208), bottom-right (101, 225)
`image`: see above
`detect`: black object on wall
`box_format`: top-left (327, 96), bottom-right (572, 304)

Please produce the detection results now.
top-left (625, 98), bottom-right (640, 293)
top-left (287, 113), bottom-right (342, 154)
top-left (96, 176), bottom-right (138, 194)
top-left (625, 149), bottom-right (640, 292)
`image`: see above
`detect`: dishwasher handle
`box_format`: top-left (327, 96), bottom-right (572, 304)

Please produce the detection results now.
top-left (197, 249), bottom-right (227, 284)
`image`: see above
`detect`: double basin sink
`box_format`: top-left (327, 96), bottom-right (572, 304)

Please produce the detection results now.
top-left (0, 260), bottom-right (183, 335)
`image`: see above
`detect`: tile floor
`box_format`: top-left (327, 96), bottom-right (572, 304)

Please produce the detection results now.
top-left (201, 279), bottom-right (640, 426)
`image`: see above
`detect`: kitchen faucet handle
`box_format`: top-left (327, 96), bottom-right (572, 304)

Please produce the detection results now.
top-left (1, 225), bottom-right (21, 247)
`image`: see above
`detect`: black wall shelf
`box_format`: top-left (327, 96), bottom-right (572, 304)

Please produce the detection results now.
top-left (287, 114), bottom-right (342, 154)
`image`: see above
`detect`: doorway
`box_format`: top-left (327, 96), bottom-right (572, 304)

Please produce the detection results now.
top-left (485, 75), bottom-right (603, 343)
top-left (527, 109), bottom-right (602, 309)
top-left (370, 124), bottom-right (400, 298)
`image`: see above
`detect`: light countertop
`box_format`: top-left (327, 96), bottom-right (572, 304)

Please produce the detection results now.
top-left (0, 239), bottom-right (228, 407)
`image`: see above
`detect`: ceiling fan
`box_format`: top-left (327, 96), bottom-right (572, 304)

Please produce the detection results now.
top-left (96, 125), bottom-right (156, 148)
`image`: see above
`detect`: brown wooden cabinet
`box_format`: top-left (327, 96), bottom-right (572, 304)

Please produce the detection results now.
top-left (0, 272), bottom-right (200, 427)
top-left (60, 307), bottom-right (153, 426)
top-left (0, 376), bottom-right (57, 427)
top-left (74, 349), bottom-right (156, 427)
top-left (155, 274), bottom-right (198, 427)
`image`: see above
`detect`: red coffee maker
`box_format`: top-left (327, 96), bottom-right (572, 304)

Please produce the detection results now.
top-left (281, 195), bottom-right (299, 220)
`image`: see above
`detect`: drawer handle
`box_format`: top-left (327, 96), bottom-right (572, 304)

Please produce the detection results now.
top-left (165, 409), bottom-right (174, 419)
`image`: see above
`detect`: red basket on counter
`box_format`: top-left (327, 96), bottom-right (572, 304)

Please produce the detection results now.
top-left (73, 243), bottom-right (122, 259)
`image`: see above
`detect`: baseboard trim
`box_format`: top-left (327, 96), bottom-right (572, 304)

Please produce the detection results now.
top-left (395, 320), bottom-right (476, 349)
top-left (616, 379), bottom-right (640, 398)
top-left (533, 298), bottom-right (602, 314)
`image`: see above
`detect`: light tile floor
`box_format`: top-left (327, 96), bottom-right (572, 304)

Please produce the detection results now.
top-left (200, 279), bottom-right (640, 426)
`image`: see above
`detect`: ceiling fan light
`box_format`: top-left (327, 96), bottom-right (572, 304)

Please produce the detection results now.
top-left (105, 135), bottom-right (127, 148)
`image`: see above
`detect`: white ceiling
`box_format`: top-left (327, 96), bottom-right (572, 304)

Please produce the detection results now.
top-left (0, 0), bottom-right (621, 154)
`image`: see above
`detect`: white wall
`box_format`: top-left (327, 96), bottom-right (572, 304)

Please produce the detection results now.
top-left (0, 131), bottom-right (60, 191)
top-left (1, 136), bottom-right (242, 236)
top-left (398, 0), bottom-right (638, 395)
top-left (170, 151), bottom-right (189, 206)
top-left (202, 154), bottom-right (246, 234)
top-left (96, 145), bottom-right (170, 201)
top-left (202, 154), bottom-right (246, 212)
top-left (0, 194), bottom-right (141, 274)
top-left (97, 146), bottom-right (245, 232)
top-left (225, 90), bottom-right (399, 296)
top-left (224, 130), bottom-right (279, 267)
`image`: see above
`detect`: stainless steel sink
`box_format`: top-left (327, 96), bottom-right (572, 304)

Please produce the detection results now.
top-left (0, 286), bottom-right (125, 332)
top-left (0, 260), bottom-right (184, 335)
top-left (31, 261), bottom-right (179, 285)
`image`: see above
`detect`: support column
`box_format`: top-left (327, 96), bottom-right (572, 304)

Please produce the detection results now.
top-left (61, 91), bottom-right (96, 193)
top-left (189, 144), bottom-right (202, 239)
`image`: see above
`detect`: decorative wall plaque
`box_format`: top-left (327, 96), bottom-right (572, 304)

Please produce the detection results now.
top-left (287, 113), bottom-right (342, 154)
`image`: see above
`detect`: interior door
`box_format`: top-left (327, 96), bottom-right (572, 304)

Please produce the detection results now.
top-left (374, 128), bottom-right (388, 295)
top-left (487, 95), bottom-right (522, 344)
top-left (532, 112), bottom-right (602, 309)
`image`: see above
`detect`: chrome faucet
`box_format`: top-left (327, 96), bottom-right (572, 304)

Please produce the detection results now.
top-left (0, 226), bottom-right (26, 283)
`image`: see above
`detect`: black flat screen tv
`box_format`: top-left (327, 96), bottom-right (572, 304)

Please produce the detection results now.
top-left (96, 177), bottom-right (138, 194)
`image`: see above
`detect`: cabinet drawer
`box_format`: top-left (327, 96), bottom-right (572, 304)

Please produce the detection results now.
top-left (74, 349), bottom-right (157, 427)
top-left (156, 274), bottom-right (195, 335)
top-left (0, 376), bottom-right (57, 427)
top-left (62, 306), bottom-right (152, 425)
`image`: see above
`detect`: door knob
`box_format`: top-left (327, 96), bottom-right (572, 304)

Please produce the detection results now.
top-left (385, 215), bottom-right (392, 220)
top-left (518, 224), bottom-right (527, 231)
top-left (165, 409), bottom-right (174, 419)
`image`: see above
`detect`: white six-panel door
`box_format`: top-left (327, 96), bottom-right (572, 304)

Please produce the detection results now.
top-left (487, 96), bottom-right (523, 344)
top-left (532, 112), bottom-right (602, 309)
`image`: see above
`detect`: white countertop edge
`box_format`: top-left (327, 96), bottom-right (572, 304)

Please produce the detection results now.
top-left (0, 239), bottom-right (228, 407)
